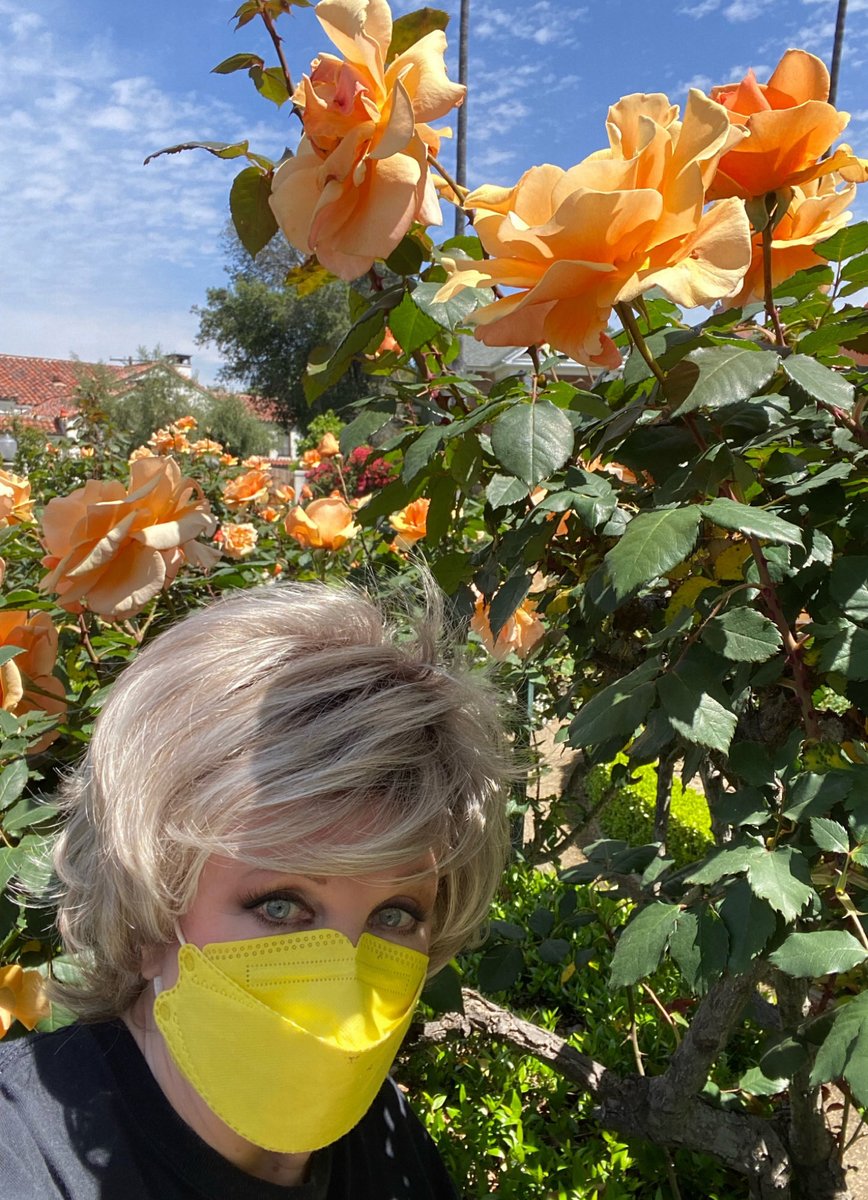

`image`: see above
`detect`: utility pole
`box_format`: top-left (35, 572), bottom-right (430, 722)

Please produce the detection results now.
top-left (454, 0), bottom-right (470, 237)
top-left (828, 0), bottom-right (848, 105)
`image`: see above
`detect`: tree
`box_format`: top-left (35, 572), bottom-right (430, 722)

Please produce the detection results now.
top-left (194, 228), bottom-right (372, 433)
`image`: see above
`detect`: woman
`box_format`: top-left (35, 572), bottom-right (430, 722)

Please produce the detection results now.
top-left (0, 583), bottom-right (510, 1198)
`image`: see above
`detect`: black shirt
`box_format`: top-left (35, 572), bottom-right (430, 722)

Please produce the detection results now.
top-left (0, 1022), bottom-right (458, 1199)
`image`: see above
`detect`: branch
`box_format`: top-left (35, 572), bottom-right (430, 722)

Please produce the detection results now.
top-left (417, 987), bottom-right (792, 1196)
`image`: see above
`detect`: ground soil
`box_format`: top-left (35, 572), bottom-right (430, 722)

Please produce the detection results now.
top-left (528, 718), bottom-right (868, 1197)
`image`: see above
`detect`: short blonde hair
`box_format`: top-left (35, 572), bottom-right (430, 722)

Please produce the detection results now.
top-left (51, 582), bottom-right (510, 1018)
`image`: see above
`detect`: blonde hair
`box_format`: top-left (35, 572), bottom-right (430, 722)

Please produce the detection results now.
top-left (51, 582), bottom-right (510, 1018)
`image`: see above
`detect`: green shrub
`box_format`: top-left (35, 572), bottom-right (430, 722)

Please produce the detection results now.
top-left (590, 758), bottom-right (714, 867)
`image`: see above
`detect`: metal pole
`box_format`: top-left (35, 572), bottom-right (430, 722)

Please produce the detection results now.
top-left (453, 0), bottom-right (470, 237)
top-left (828, 0), bottom-right (848, 106)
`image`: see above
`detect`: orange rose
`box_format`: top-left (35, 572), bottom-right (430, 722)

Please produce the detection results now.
top-left (189, 438), bottom-right (225, 457)
top-left (222, 469), bottom-right (272, 510)
top-left (271, 483), bottom-right (296, 504)
top-left (174, 416), bottom-right (198, 431)
top-left (0, 470), bottom-right (33, 527)
top-left (725, 175), bottom-right (857, 308)
top-left (242, 455), bottom-right (271, 469)
top-left (220, 522), bottom-right (259, 559)
top-left (317, 431), bottom-right (341, 458)
top-left (40, 457), bottom-right (219, 619)
top-left (285, 497), bottom-right (358, 550)
top-left (269, 0), bottom-right (465, 279)
top-left (220, 453), bottom-right (239, 467)
top-left (257, 506), bottom-right (282, 523)
top-left (438, 91), bottom-right (752, 367)
top-left (0, 964), bottom-right (50, 1036)
top-left (78, 446), bottom-right (95, 459)
top-left (0, 611), bottom-right (67, 749)
top-left (149, 427), bottom-right (190, 455)
top-left (709, 49), bottom-right (868, 201)
top-left (302, 449), bottom-right (321, 469)
top-left (389, 497), bottom-right (429, 548)
top-left (128, 446), bottom-right (155, 464)
top-left (471, 596), bottom-right (545, 661)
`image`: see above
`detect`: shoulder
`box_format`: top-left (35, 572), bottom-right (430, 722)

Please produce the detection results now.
top-left (0, 1023), bottom-right (97, 1090)
top-left (342, 1078), bottom-right (458, 1199)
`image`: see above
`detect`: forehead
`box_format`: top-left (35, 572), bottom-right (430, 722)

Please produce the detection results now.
top-left (194, 852), bottom-right (439, 897)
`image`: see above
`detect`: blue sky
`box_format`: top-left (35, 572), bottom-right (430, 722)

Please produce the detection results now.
top-left (1, 0), bottom-right (866, 384)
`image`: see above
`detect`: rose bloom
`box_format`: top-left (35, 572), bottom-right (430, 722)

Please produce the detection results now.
top-left (285, 496), bottom-right (359, 550)
top-left (221, 469), bottom-right (272, 511)
top-left (220, 453), bottom-right (238, 467)
top-left (78, 446), bottom-right (95, 459)
top-left (269, 0), bottom-right (465, 279)
top-left (708, 49), bottom-right (868, 201)
top-left (149, 427), bottom-right (191, 455)
top-left (302, 449), bottom-right (322, 469)
top-left (724, 175), bottom-right (857, 308)
top-left (438, 90), bottom-right (752, 367)
top-left (189, 438), bottom-right (225, 457)
top-left (257, 505), bottom-right (282, 524)
top-left (40, 457), bottom-right (219, 620)
top-left (317, 431), bottom-right (341, 458)
top-left (220, 522), bottom-right (259, 559)
top-left (0, 964), bottom-right (50, 1036)
top-left (241, 455), bottom-right (271, 470)
top-left (0, 611), bottom-right (67, 749)
top-left (271, 483), bottom-right (296, 504)
top-left (174, 416), bottom-right (198, 431)
top-left (471, 596), bottom-right (545, 661)
top-left (0, 470), bottom-right (34, 527)
top-left (389, 498), bottom-right (429, 549)
top-left (129, 446), bottom-right (155, 464)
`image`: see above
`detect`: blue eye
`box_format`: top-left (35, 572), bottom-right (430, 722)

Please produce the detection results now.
top-left (375, 906), bottom-right (416, 931)
top-left (260, 897), bottom-right (300, 923)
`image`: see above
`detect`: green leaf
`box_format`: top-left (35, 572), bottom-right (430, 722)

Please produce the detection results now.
top-left (386, 7), bottom-right (449, 63)
top-left (815, 220), bottom-right (868, 263)
top-left (604, 507), bottom-right (701, 600)
top-left (702, 608), bottom-right (781, 663)
top-left (609, 902), bottom-right (681, 988)
top-left (486, 474), bottom-right (529, 509)
top-left (784, 773), bottom-right (851, 821)
top-left (810, 817), bottom-right (850, 854)
top-left (746, 846), bottom-right (814, 923)
top-left (489, 573), bottom-right (533, 640)
top-left (284, 258), bottom-right (336, 296)
top-left (0, 758), bottom-right (28, 813)
top-left (212, 52), bottom-right (264, 74)
top-left (229, 166), bottom-right (278, 259)
top-left (304, 293), bottom-right (398, 403)
top-left (718, 879), bottom-right (778, 972)
top-left (537, 938), bottom-right (571, 964)
top-left (700, 497), bottom-right (803, 548)
top-left (421, 963), bottom-right (464, 1014)
top-left (810, 991), bottom-right (868, 1107)
top-left (817, 621), bottom-right (868, 681)
top-left (402, 426), bottom-right (445, 483)
top-left (669, 904), bottom-right (729, 995)
top-left (339, 410), bottom-right (392, 456)
top-left (384, 233), bottom-right (428, 277)
top-left (477, 942), bottom-right (524, 993)
top-left (830, 558), bottom-right (868, 623)
top-left (568, 662), bottom-right (659, 749)
top-left (143, 139), bottom-right (270, 168)
top-left (671, 346), bottom-right (780, 417)
top-left (529, 906), bottom-right (555, 937)
top-left (411, 281), bottom-right (490, 331)
top-left (425, 473), bottom-right (457, 547)
top-left (738, 1067), bottom-right (789, 1097)
top-left (770, 931), bottom-right (868, 978)
top-left (782, 354), bottom-right (855, 411)
top-left (389, 292), bottom-right (441, 355)
top-left (657, 669), bottom-right (737, 754)
top-left (490, 401), bottom-right (574, 487)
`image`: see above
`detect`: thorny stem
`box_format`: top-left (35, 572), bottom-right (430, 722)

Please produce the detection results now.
top-left (77, 613), bottom-right (102, 670)
top-left (746, 535), bottom-right (821, 742)
top-left (761, 224), bottom-right (787, 348)
top-left (641, 982), bottom-right (682, 1046)
top-left (427, 154), bottom-right (470, 206)
top-left (615, 303), bottom-right (667, 391)
top-left (625, 987), bottom-right (646, 1076)
top-left (259, 7), bottom-right (302, 121)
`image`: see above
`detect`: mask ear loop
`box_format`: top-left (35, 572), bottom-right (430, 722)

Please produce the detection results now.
top-left (153, 921), bottom-right (187, 997)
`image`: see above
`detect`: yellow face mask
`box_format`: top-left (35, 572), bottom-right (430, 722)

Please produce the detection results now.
top-left (152, 928), bottom-right (428, 1153)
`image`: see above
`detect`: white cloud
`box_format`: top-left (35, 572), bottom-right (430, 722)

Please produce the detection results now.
top-left (475, 1), bottom-right (587, 49)
top-left (678, 0), bottom-right (722, 17)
